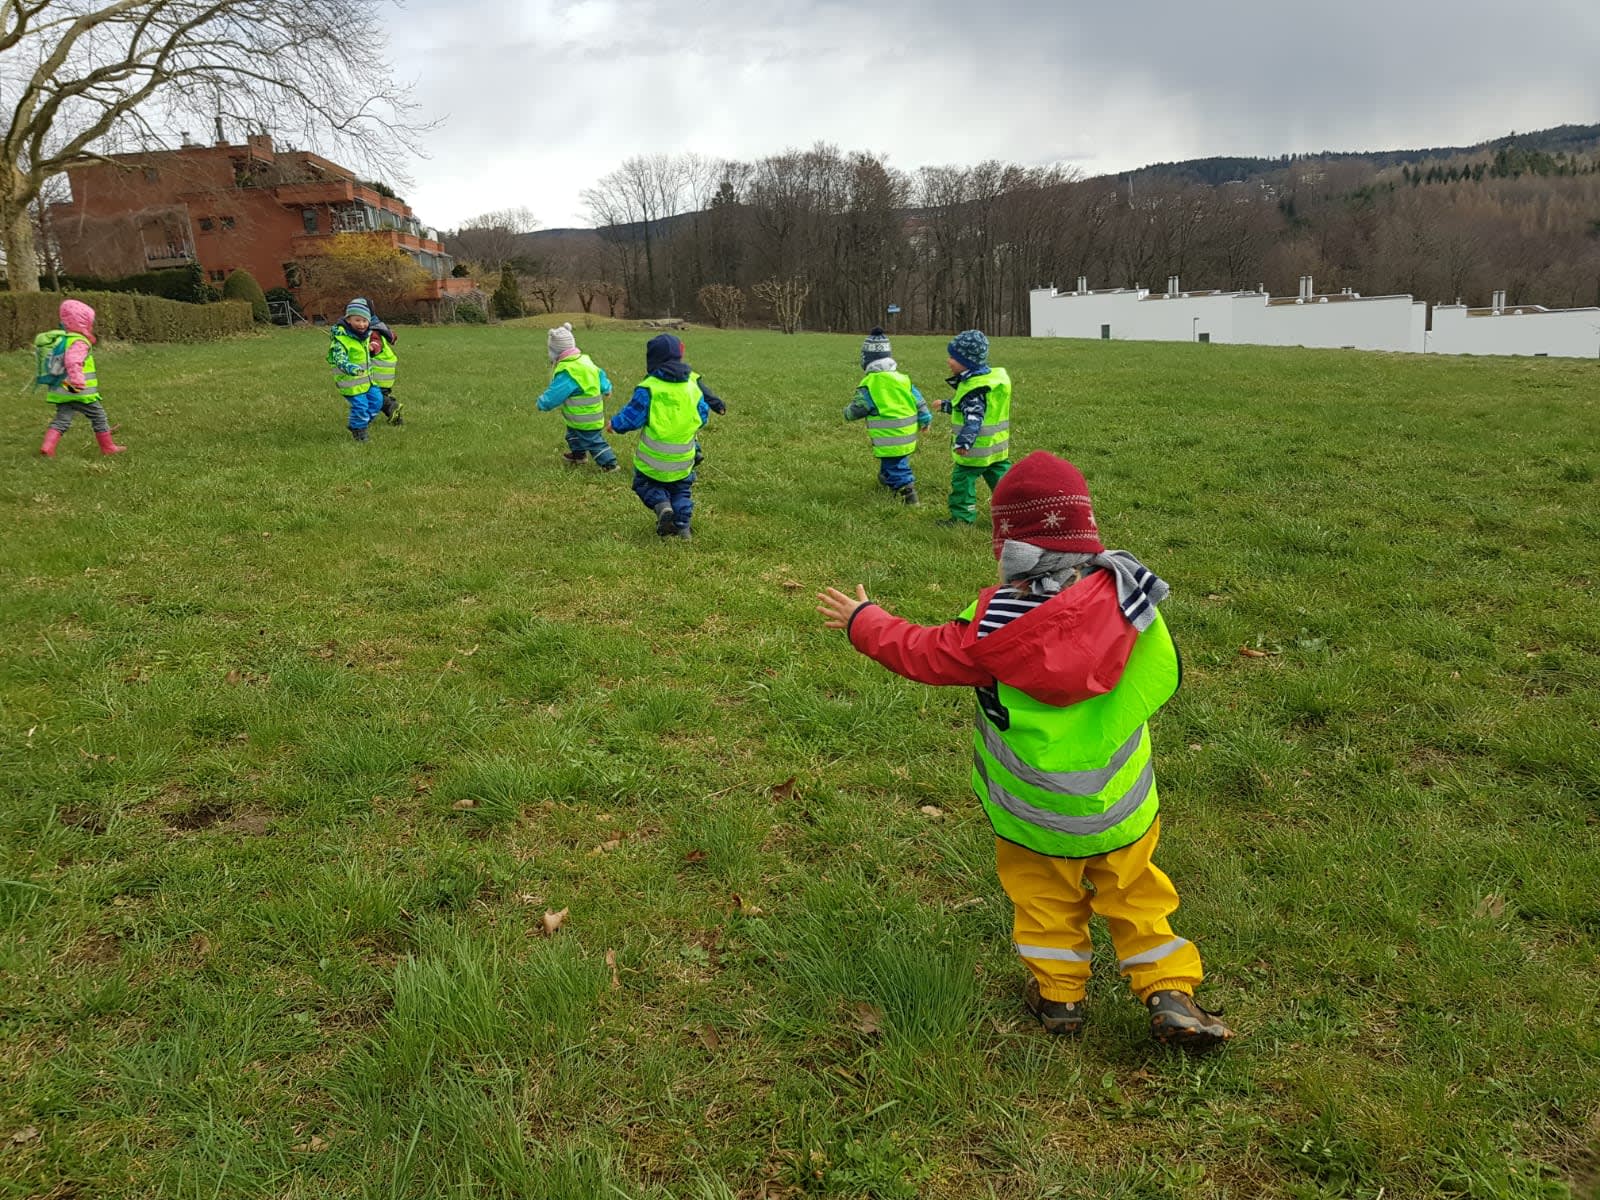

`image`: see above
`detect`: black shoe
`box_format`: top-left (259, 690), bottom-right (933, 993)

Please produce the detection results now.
top-left (380, 395), bottom-right (403, 425)
top-left (1148, 990), bottom-right (1234, 1054)
top-left (1024, 978), bottom-right (1085, 1037)
top-left (598, 460), bottom-right (620, 473)
top-left (655, 505), bottom-right (676, 537)
top-left (897, 486), bottom-right (919, 506)
top-left (349, 426), bottom-right (369, 442)
top-left (562, 451), bottom-right (587, 466)
top-left (672, 526), bottom-right (692, 541)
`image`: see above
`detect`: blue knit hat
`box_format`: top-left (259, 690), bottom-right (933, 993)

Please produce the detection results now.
top-left (861, 327), bottom-right (892, 369)
top-left (345, 297), bottom-right (373, 322)
top-left (948, 328), bottom-right (989, 371)
top-left (646, 333), bottom-right (684, 372)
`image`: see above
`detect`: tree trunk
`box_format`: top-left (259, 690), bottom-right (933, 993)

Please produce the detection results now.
top-left (2, 168), bottom-right (42, 292)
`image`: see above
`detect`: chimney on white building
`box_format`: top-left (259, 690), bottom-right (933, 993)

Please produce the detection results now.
top-left (1167, 275), bottom-right (1180, 297)
top-left (1077, 275), bottom-right (1088, 295)
top-left (1492, 288), bottom-right (1507, 312)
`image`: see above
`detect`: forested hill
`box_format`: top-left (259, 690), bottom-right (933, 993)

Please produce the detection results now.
top-left (1124, 123), bottom-right (1600, 187)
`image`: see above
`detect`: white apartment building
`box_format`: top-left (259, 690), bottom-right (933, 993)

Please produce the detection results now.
top-left (1029, 277), bottom-right (1600, 358)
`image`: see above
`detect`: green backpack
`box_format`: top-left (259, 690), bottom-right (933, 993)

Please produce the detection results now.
top-left (32, 331), bottom-right (68, 390)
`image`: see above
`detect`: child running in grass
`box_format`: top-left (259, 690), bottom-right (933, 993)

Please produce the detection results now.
top-left (818, 451), bottom-right (1234, 1053)
top-left (38, 299), bottom-right (125, 457)
top-left (844, 327), bottom-right (932, 504)
top-left (366, 310), bottom-right (403, 426)
top-left (939, 328), bottom-right (1013, 526)
top-left (325, 297), bottom-right (386, 441)
top-left (606, 334), bottom-right (725, 540)
top-left (536, 322), bottom-right (617, 471)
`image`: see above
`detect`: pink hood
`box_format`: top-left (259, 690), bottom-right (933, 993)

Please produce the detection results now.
top-left (59, 299), bottom-right (96, 342)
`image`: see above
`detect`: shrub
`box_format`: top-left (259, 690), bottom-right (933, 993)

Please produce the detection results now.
top-left (54, 263), bottom-right (217, 304)
top-left (453, 302), bottom-right (487, 325)
top-left (491, 267), bottom-right (524, 320)
top-left (0, 291), bottom-right (253, 351)
top-left (222, 270), bottom-right (271, 323)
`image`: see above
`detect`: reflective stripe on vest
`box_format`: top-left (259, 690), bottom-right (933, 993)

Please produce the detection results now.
top-left (860, 371), bottom-right (918, 458)
top-left (330, 328), bottom-right (372, 397)
top-left (634, 375), bottom-right (702, 481)
top-left (951, 367), bottom-right (1012, 467)
top-left (556, 354), bottom-right (605, 430)
top-left (964, 598), bottom-right (1178, 858)
top-left (46, 333), bottom-right (99, 402)
top-left (369, 340), bottom-right (398, 387)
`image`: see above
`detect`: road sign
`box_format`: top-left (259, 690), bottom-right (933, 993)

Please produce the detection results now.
top-left (887, 304), bottom-right (901, 314)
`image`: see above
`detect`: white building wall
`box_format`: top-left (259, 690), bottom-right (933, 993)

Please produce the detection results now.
top-left (1130, 295), bottom-right (1238, 343)
top-left (1030, 288), bottom-right (1145, 339)
top-left (1429, 305), bottom-right (1600, 357)
top-left (1229, 295), bottom-right (1418, 351)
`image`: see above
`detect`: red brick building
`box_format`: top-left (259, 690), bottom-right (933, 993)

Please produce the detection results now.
top-left (49, 133), bottom-right (473, 313)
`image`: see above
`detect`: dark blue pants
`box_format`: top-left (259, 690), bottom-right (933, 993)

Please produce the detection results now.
top-left (564, 426), bottom-right (618, 467)
top-left (632, 470), bottom-right (694, 530)
top-left (877, 454), bottom-right (915, 490)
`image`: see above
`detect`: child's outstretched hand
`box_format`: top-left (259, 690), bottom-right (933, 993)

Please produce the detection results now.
top-left (817, 585), bottom-right (870, 630)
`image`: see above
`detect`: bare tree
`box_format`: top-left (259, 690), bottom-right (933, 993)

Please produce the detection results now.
top-left (752, 276), bottom-right (810, 334)
top-left (596, 278), bottom-right (625, 317)
top-left (445, 207), bottom-right (539, 272)
top-left (0, 0), bottom-right (419, 291)
top-left (696, 283), bottom-right (745, 328)
top-left (524, 275), bottom-right (564, 313)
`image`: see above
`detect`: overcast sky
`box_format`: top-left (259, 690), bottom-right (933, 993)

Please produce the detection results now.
top-left (384, 0), bottom-right (1600, 231)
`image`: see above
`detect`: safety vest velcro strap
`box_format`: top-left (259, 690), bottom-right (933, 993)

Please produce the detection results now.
top-left (1014, 942), bottom-right (1093, 963)
top-left (641, 435), bottom-right (696, 455)
top-left (1117, 937), bottom-right (1191, 970)
top-left (974, 754), bottom-right (1154, 836)
top-left (980, 720), bottom-right (1144, 795)
top-left (867, 416), bottom-right (913, 429)
top-left (871, 434), bottom-right (918, 448)
top-left (635, 449), bottom-right (692, 475)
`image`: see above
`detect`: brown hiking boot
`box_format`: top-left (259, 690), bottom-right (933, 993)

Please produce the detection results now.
top-left (1147, 990), bottom-right (1233, 1054)
top-left (1023, 978), bottom-right (1085, 1037)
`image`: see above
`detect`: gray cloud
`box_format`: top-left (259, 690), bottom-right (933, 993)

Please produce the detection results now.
top-left (385, 0), bottom-right (1600, 229)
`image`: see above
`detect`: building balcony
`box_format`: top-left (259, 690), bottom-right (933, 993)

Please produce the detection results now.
top-left (144, 243), bottom-right (195, 267)
top-left (290, 229), bottom-right (446, 257)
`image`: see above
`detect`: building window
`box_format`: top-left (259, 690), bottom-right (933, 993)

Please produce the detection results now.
top-left (209, 270), bottom-right (226, 282)
top-left (198, 217), bottom-right (214, 232)
top-left (282, 262), bottom-right (301, 289)
top-left (221, 216), bottom-right (235, 230)
top-left (302, 208), bottom-right (318, 234)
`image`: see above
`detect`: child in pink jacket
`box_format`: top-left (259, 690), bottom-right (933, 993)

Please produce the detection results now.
top-left (40, 299), bottom-right (125, 457)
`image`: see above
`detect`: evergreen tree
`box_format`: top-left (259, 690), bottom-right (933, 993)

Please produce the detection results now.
top-left (491, 267), bottom-right (524, 319)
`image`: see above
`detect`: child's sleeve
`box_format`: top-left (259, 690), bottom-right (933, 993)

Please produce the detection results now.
top-left (63, 339), bottom-right (90, 390)
top-left (847, 603), bottom-right (994, 687)
top-left (599, 367), bottom-right (613, 396)
top-left (953, 388), bottom-right (989, 451)
top-left (843, 388), bottom-right (873, 421)
top-left (608, 387), bottom-right (651, 433)
top-left (327, 337), bottom-right (355, 374)
top-left (913, 385), bottom-right (932, 428)
top-left (536, 372), bottom-right (579, 412)
top-left (698, 378), bottom-right (726, 415)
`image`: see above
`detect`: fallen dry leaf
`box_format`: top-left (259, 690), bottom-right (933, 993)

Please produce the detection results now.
top-left (779, 578), bottom-right (803, 592)
top-left (697, 1024), bottom-right (722, 1051)
top-left (231, 732), bottom-right (250, 742)
top-left (950, 897), bottom-right (985, 911)
top-left (1238, 646), bottom-right (1272, 659)
top-left (450, 797), bottom-right (478, 811)
top-left (1473, 894), bottom-right (1506, 919)
top-left (683, 849), bottom-right (708, 865)
top-left (852, 1002), bottom-right (884, 1037)
top-left (225, 670), bottom-right (242, 685)
top-left (730, 893), bottom-right (766, 916)
top-left (455, 644), bottom-right (479, 657)
top-left (605, 948), bottom-right (620, 990)
top-left (539, 908), bottom-right (569, 936)
top-left (918, 805), bottom-right (945, 819)
top-left (770, 776), bottom-right (797, 802)
top-left (292, 1134), bottom-right (330, 1153)
top-left (1189, 743), bottom-right (1203, 751)
top-left (591, 838), bottom-right (623, 855)
top-left (9, 1126), bottom-right (40, 1145)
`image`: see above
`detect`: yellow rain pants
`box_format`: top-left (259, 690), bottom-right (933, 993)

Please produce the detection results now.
top-left (995, 817), bottom-right (1205, 1003)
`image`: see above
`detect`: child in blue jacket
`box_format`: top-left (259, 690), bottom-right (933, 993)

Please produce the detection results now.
top-left (843, 327), bottom-right (932, 504)
top-left (606, 334), bottom-right (725, 540)
top-left (535, 322), bottom-right (617, 470)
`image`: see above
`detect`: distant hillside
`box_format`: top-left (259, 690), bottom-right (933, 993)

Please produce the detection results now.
top-left (1115, 123), bottom-right (1600, 187)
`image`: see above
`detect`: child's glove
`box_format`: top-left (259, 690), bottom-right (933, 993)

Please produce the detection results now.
top-left (938, 398), bottom-right (953, 415)
top-left (708, 397), bottom-right (726, 415)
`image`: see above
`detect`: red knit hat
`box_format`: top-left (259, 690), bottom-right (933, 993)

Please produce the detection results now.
top-left (989, 451), bottom-right (1105, 557)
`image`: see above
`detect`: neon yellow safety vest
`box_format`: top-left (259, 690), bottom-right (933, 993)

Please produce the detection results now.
top-left (859, 371), bottom-right (919, 458)
top-left (46, 333), bottom-right (98, 403)
top-left (951, 367), bottom-right (1012, 467)
top-left (554, 354), bottom-right (605, 431)
top-left (634, 375), bottom-right (703, 482)
top-left (369, 334), bottom-right (398, 388)
top-left (960, 595), bottom-right (1179, 859)
top-left (328, 327), bottom-right (372, 398)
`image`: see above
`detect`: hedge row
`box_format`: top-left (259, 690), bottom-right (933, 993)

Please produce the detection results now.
top-left (0, 291), bottom-right (254, 351)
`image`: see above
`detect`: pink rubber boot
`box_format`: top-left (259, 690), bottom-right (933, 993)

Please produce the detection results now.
top-left (95, 430), bottom-right (126, 455)
top-left (40, 428), bottom-right (62, 457)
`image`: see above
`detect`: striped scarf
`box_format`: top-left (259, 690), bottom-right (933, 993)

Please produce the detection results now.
top-left (993, 540), bottom-right (1169, 633)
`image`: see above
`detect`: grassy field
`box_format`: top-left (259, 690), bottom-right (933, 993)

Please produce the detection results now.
top-left (1, 317), bottom-right (1596, 1200)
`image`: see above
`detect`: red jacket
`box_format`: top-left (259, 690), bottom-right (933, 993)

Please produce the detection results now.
top-left (847, 570), bottom-right (1137, 707)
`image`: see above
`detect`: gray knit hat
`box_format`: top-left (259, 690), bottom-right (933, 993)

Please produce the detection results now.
top-left (861, 326), bottom-right (892, 369)
top-left (547, 321), bottom-right (577, 363)
top-left (948, 328), bottom-right (989, 371)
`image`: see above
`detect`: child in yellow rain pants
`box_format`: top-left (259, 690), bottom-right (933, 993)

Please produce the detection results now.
top-left (818, 450), bottom-right (1233, 1052)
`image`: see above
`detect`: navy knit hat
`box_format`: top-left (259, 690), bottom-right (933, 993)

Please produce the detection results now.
top-left (861, 327), bottom-right (892, 369)
top-left (646, 333), bottom-right (684, 372)
top-left (947, 328), bottom-right (989, 371)
top-left (344, 297), bottom-right (373, 322)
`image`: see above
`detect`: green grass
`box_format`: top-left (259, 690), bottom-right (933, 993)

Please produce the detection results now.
top-left (1, 317), bottom-right (1597, 1199)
